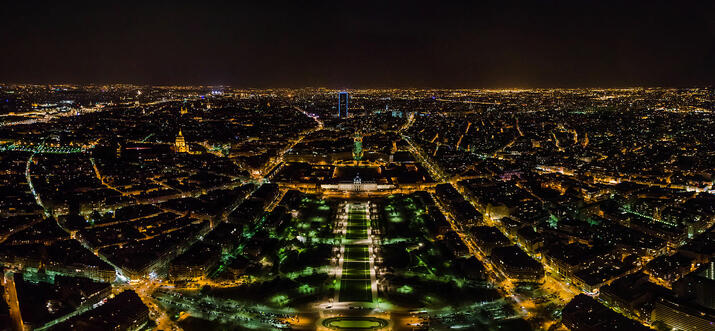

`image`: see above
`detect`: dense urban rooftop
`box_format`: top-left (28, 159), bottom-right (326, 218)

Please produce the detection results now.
top-left (0, 85), bottom-right (712, 330)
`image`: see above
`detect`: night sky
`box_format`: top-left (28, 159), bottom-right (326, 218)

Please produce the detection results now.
top-left (1, 1), bottom-right (713, 88)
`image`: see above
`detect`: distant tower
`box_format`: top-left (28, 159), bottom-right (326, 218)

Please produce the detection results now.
top-left (175, 130), bottom-right (188, 153)
top-left (180, 105), bottom-right (188, 115)
top-left (353, 132), bottom-right (363, 161)
top-left (338, 92), bottom-right (349, 118)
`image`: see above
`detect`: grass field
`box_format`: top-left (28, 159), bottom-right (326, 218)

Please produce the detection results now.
top-left (343, 262), bottom-right (370, 278)
top-left (339, 279), bottom-right (372, 302)
top-left (345, 245), bottom-right (369, 261)
top-left (346, 211), bottom-right (369, 240)
top-left (338, 204), bottom-right (373, 302)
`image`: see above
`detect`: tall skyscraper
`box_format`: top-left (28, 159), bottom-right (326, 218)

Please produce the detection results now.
top-left (338, 91), bottom-right (349, 118)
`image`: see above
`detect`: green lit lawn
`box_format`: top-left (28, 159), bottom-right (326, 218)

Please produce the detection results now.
top-left (330, 320), bottom-right (379, 328)
top-left (340, 205), bottom-right (372, 302)
top-left (346, 210), bottom-right (369, 240)
top-left (344, 245), bottom-right (369, 261)
top-left (346, 226), bottom-right (368, 239)
top-left (322, 317), bottom-right (389, 330)
top-left (340, 245), bottom-right (371, 302)
top-left (339, 279), bottom-right (372, 302)
top-left (343, 261), bottom-right (370, 278)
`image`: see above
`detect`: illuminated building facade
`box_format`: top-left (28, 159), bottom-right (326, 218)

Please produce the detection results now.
top-left (651, 296), bottom-right (715, 331)
top-left (175, 130), bottom-right (188, 153)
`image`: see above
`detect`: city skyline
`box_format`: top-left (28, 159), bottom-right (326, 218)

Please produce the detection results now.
top-left (0, 1), bottom-right (713, 331)
top-left (0, 85), bottom-right (712, 330)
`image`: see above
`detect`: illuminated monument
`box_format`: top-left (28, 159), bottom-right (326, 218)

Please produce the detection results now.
top-left (175, 130), bottom-right (188, 153)
top-left (353, 132), bottom-right (363, 161)
top-left (338, 91), bottom-right (349, 118)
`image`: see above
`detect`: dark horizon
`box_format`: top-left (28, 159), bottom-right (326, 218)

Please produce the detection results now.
top-left (1, 1), bottom-right (713, 88)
